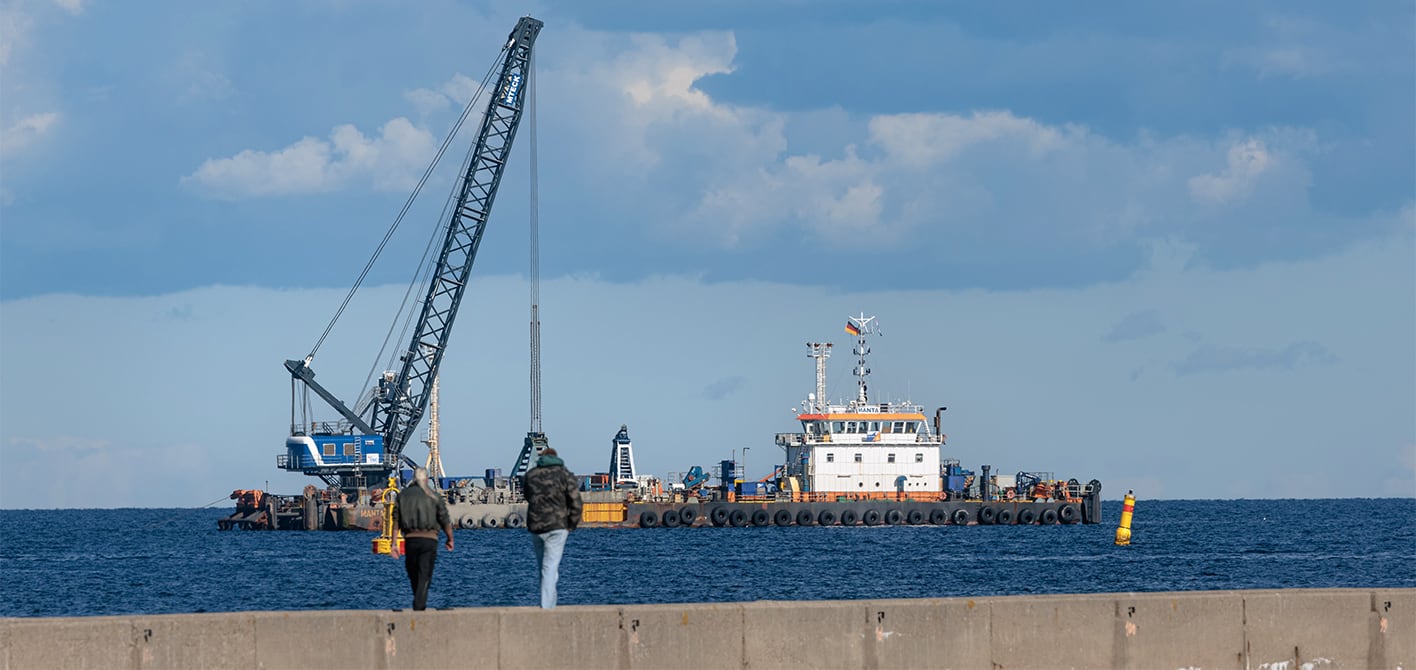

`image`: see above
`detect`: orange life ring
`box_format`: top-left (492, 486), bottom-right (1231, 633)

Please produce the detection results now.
top-left (1005, 488), bottom-right (1015, 500)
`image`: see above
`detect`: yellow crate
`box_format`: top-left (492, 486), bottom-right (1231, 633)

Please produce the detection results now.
top-left (582, 502), bottom-right (626, 523)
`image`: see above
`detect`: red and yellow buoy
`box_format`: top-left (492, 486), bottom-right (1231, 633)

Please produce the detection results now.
top-left (1114, 490), bottom-right (1135, 546)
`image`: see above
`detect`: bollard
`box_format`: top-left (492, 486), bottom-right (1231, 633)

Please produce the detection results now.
top-left (1114, 490), bottom-right (1135, 546)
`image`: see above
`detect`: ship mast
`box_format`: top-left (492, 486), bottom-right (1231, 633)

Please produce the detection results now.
top-left (847, 313), bottom-right (878, 404)
top-left (806, 342), bottom-right (832, 412)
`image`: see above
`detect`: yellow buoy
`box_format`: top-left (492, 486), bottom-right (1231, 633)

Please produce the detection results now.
top-left (1114, 490), bottom-right (1135, 546)
top-left (372, 476), bottom-right (404, 555)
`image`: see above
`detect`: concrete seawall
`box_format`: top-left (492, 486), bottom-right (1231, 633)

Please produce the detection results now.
top-left (3, 588), bottom-right (1410, 669)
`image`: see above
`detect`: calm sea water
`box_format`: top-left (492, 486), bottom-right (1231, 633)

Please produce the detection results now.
top-left (1, 499), bottom-right (1412, 618)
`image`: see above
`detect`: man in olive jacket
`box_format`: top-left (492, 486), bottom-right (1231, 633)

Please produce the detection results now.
top-left (521, 447), bottom-right (582, 609)
top-left (390, 467), bottom-right (454, 611)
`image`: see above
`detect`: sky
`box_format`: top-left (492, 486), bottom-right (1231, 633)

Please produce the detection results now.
top-left (0, 0), bottom-right (1412, 507)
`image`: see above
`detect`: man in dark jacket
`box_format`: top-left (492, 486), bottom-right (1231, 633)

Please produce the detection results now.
top-left (521, 447), bottom-right (582, 609)
top-left (390, 467), bottom-right (454, 611)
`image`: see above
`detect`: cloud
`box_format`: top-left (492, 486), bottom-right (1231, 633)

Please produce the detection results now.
top-left (1188, 138), bottom-right (1274, 204)
top-left (1170, 340), bottom-right (1337, 376)
top-left (51, 0), bottom-right (81, 16)
top-left (0, 5), bottom-right (30, 68)
top-left (182, 118), bottom-right (436, 199)
top-left (1, 111), bottom-right (58, 154)
top-left (1103, 310), bottom-right (1166, 343)
top-left (538, 32), bottom-right (1328, 259)
top-left (869, 111), bottom-right (1066, 167)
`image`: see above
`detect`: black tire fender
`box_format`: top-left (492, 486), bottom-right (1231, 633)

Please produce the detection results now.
top-left (862, 509), bottom-right (882, 526)
top-left (1017, 507), bottom-right (1036, 525)
top-left (729, 509), bottom-right (748, 527)
top-left (817, 510), bottom-right (837, 526)
top-left (750, 509), bottom-right (771, 526)
top-left (660, 509), bottom-right (679, 528)
top-left (1059, 504), bottom-right (1080, 524)
top-left (839, 509), bottom-right (858, 526)
top-left (996, 508), bottom-right (1014, 525)
top-left (679, 508), bottom-right (698, 525)
top-left (952, 508), bottom-right (971, 525)
top-left (773, 509), bottom-right (793, 526)
top-left (639, 510), bottom-right (659, 528)
top-left (928, 508), bottom-right (948, 525)
top-left (796, 509), bottom-right (815, 526)
top-left (504, 513), bottom-right (524, 529)
top-left (884, 509), bottom-right (904, 525)
top-left (906, 509), bottom-right (925, 525)
top-left (1041, 508), bottom-right (1059, 525)
top-left (710, 507), bottom-right (729, 527)
top-left (978, 506), bottom-right (997, 525)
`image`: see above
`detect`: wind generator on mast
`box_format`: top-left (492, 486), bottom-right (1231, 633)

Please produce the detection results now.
top-left (511, 48), bottom-right (549, 481)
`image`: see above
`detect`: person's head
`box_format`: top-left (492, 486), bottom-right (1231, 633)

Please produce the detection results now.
top-left (413, 467), bottom-right (435, 494)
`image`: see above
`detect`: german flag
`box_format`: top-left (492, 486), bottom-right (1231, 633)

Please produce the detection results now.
top-left (844, 321), bottom-right (861, 336)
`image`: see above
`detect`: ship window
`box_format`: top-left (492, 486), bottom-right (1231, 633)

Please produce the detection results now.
top-left (893, 421), bottom-right (904, 433)
top-left (826, 453), bottom-right (834, 463)
top-left (888, 453), bottom-right (896, 463)
top-left (906, 422), bottom-right (918, 433)
top-left (854, 453), bottom-right (862, 463)
top-left (848, 421), bottom-right (858, 433)
top-left (322, 443), bottom-right (335, 457)
top-left (882, 422), bottom-right (893, 433)
top-left (915, 453), bottom-right (924, 463)
top-left (871, 421), bottom-right (881, 432)
top-left (833, 421), bottom-right (845, 433)
top-left (343, 442), bottom-right (354, 456)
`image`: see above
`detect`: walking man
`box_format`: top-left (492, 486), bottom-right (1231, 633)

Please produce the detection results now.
top-left (390, 467), bottom-right (454, 611)
top-left (522, 447), bottom-right (582, 609)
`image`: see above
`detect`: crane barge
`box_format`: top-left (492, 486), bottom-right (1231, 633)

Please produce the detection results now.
top-left (220, 15), bottom-right (544, 531)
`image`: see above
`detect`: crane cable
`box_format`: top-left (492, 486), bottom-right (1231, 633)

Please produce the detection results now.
top-left (359, 87), bottom-right (493, 410)
top-left (305, 47), bottom-right (510, 361)
top-left (528, 47), bottom-right (542, 435)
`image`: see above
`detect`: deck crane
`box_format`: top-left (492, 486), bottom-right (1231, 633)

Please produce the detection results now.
top-left (278, 16), bottom-right (544, 491)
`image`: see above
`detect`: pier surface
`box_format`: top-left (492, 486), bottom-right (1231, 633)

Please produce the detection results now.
top-left (3, 588), bottom-right (1411, 669)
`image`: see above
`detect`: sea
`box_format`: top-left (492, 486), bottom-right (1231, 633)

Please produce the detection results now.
top-left (1, 498), bottom-right (1412, 618)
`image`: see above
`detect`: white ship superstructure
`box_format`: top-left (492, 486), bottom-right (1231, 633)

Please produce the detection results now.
top-left (777, 313), bottom-right (946, 497)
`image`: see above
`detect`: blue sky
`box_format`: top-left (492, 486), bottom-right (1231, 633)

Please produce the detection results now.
top-left (1, 0), bottom-right (1412, 507)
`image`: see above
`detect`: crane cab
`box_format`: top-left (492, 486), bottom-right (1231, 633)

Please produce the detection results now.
top-left (278, 434), bottom-right (385, 473)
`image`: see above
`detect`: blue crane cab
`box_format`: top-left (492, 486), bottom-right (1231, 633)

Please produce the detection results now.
top-left (279, 434), bottom-right (385, 474)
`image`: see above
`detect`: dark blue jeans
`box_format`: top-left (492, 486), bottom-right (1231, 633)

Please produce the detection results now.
top-left (403, 537), bottom-right (438, 611)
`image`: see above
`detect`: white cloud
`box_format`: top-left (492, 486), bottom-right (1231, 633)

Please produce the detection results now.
top-left (51, 0), bottom-right (81, 16)
top-left (533, 30), bottom-right (1333, 254)
top-left (1, 111), bottom-right (58, 155)
top-left (0, 4), bottom-right (30, 68)
top-left (869, 111), bottom-right (1066, 167)
top-left (1188, 138), bottom-right (1273, 204)
top-left (182, 118), bottom-right (436, 199)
